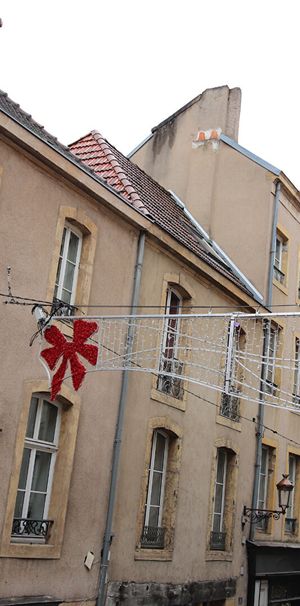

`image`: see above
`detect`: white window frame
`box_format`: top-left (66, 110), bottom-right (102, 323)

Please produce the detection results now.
top-left (286, 454), bottom-right (296, 520)
top-left (161, 288), bottom-right (182, 361)
top-left (144, 430), bottom-right (169, 528)
top-left (294, 338), bottom-right (300, 401)
top-left (15, 395), bottom-right (61, 525)
top-left (257, 446), bottom-right (269, 512)
top-left (54, 222), bottom-right (82, 306)
top-left (274, 235), bottom-right (284, 271)
top-left (265, 326), bottom-right (278, 388)
top-left (212, 449), bottom-right (227, 533)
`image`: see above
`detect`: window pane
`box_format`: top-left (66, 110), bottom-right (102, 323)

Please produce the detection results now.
top-left (154, 433), bottom-right (166, 471)
top-left (213, 512), bottom-right (221, 533)
top-left (26, 397), bottom-right (38, 438)
top-left (67, 231), bottom-right (80, 263)
top-left (31, 451), bottom-right (52, 492)
top-left (216, 451), bottom-right (226, 483)
top-left (60, 228), bottom-right (66, 256)
top-left (27, 492), bottom-right (46, 519)
top-left (38, 401), bottom-right (57, 443)
top-left (214, 484), bottom-right (223, 515)
top-left (14, 490), bottom-right (25, 518)
top-left (151, 472), bottom-right (163, 506)
top-left (148, 506), bottom-right (159, 527)
top-left (61, 288), bottom-right (71, 304)
top-left (63, 260), bottom-right (76, 292)
top-left (18, 448), bottom-right (31, 490)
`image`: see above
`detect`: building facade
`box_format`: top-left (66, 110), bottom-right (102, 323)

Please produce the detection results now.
top-left (1, 86), bottom-right (300, 606)
top-left (131, 85), bottom-right (300, 605)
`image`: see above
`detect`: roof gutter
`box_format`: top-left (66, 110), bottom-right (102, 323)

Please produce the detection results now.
top-left (170, 190), bottom-right (263, 303)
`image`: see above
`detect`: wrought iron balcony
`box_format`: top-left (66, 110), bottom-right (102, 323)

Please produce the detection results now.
top-left (157, 357), bottom-right (183, 399)
top-left (52, 297), bottom-right (76, 317)
top-left (12, 518), bottom-right (53, 540)
top-left (285, 517), bottom-right (297, 534)
top-left (210, 531), bottom-right (226, 551)
top-left (141, 525), bottom-right (165, 549)
top-left (274, 266), bottom-right (285, 285)
top-left (220, 391), bottom-right (240, 421)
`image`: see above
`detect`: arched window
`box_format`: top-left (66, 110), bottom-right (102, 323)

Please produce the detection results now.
top-left (53, 221), bottom-right (82, 312)
top-left (157, 288), bottom-right (183, 399)
top-left (210, 446), bottom-right (237, 552)
top-left (12, 395), bottom-right (61, 541)
top-left (141, 430), bottom-right (169, 548)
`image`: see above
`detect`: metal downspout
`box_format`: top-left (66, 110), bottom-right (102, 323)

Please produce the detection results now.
top-left (249, 180), bottom-right (280, 542)
top-left (97, 231), bottom-right (146, 606)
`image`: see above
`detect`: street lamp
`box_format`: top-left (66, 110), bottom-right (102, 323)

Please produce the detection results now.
top-left (243, 474), bottom-right (294, 525)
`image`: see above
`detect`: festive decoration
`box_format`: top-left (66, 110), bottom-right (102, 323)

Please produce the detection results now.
top-left (41, 319), bottom-right (98, 399)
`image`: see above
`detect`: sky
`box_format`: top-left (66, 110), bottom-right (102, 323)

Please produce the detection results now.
top-left (0, 1), bottom-right (299, 188)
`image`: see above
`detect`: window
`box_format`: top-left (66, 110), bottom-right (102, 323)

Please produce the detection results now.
top-left (136, 419), bottom-right (182, 559)
top-left (1, 380), bottom-right (80, 559)
top-left (265, 325), bottom-right (278, 394)
top-left (273, 229), bottom-right (288, 286)
top-left (257, 445), bottom-right (275, 531)
top-left (12, 395), bottom-right (60, 542)
top-left (157, 288), bottom-right (183, 399)
top-left (285, 454), bottom-right (297, 534)
top-left (141, 430), bottom-right (169, 549)
top-left (211, 449), bottom-right (227, 550)
top-left (53, 222), bottom-right (82, 311)
top-left (293, 338), bottom-right (300, 404)
top-left (220, 320), bottom-right (245, 421)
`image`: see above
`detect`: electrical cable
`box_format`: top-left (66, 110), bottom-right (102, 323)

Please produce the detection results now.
top-left (2, 291), bottom-right (300, 310)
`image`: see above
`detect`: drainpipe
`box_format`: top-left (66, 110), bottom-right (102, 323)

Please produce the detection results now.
top-left (266, 181), bottom-right (281, 308)
top-left (249, 319), bottom-right (270, 541)
top-left (97, 231), bottom-right (146, 606)
top-left (249, 180), bottom-right (280, 541)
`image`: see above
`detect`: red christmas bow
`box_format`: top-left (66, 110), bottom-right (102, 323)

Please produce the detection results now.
top-left (41, 319), bottom-right (98, 400)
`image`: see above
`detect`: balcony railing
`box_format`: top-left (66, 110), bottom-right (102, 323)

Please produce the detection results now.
top-left (274, 266), bottom-right (285, 285)
top-left (157, 357), bottom-right (183, 399)
top-left (220, 391), bottom-right (240, 421)
top-left (141, 525), bottom-right (165, 549)
top-left (12, 518), bottom-right (53, 540)
top-left (210, 531), bottom-right (226, 551)
top-left (285, 517), bottom-right (297, 534)
top-left (52, 297), bottom-right (76, 317)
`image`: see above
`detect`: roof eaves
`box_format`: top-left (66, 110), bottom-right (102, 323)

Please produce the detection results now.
top-left (0, 102), bottom-right (152, 223)
top-left (220, 133), bottom-right (281, 175)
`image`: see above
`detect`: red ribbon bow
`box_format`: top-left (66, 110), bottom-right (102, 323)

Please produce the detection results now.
top-left (41, 319), bottom-right (98, 400)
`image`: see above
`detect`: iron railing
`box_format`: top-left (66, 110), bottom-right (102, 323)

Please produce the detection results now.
top-left (220, 391), bottom-right (240, 421)
top-left (12, 518), bottom-right (53, 540)
top-left (141, 525), bottom-right (165, 549)
top-left (210, 531), bottom-right (226, 551)
top-left (52, 297), bottom-right (76, 317)
top-left (285, 517), bottom-right (297, 534)
top-left (157, 357), bottom-right (183, 399)
top-left (274, 266), bottom-right (285, 284)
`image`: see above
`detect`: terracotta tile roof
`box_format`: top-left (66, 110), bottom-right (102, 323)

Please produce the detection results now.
top-left (70, 131), bottom-right (251, 295)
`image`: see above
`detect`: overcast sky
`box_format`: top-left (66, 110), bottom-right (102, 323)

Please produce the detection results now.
top-left (1, 1), bottom-right (299, 188)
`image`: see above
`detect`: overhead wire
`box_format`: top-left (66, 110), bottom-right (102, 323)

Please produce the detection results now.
top-left (2, 291), bottom-right (300, 310)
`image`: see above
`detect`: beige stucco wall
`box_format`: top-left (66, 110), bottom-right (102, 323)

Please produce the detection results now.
top-left (0, 137), bottom-right (139, 600)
